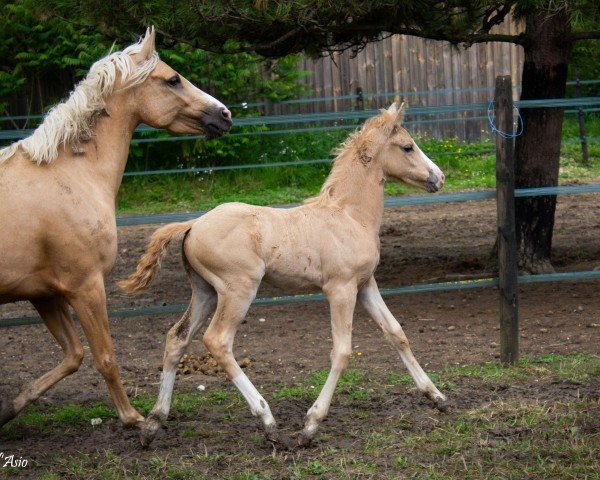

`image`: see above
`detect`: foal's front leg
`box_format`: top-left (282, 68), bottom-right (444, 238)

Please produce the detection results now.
top-left (358, 276), bottom-right (446, 407)
top-left (298, 282), bottom-right (357, 446)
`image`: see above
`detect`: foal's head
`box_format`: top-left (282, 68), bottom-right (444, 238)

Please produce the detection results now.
top-left (120, 28), bottom-right (232, 138)
top-left (359, 103), bottom-right (444, 192)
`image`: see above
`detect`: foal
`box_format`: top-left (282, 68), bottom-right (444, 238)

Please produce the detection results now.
top-left (121, 103), bottom-right (447, 447)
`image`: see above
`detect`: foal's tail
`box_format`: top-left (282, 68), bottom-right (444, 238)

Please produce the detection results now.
top-left (119, 220), bottom-right (195, 294)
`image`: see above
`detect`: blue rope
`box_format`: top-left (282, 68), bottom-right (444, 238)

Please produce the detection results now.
top-left (487, 100), bottom-right (524, 139)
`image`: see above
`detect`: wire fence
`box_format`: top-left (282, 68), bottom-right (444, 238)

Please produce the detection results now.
top-left (2, 183), bottom-right (599, 326)
top-left (1, 87), bottom-right (598, 327)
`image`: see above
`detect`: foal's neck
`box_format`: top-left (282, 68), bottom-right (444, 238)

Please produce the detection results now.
top-left (323, 152), bottom-right (386, 232)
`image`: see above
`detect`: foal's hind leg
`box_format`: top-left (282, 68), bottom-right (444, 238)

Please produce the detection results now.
top-left (140, 273), bottom-right (217, 447)
top-left (203, 284), bottom-right (279, 442)
top-left (0, 297), bottom-right (84, 427)
top-left (358, 276), bottom-right (446, 407)
top-left (298, 282), bottom-right (356, 446)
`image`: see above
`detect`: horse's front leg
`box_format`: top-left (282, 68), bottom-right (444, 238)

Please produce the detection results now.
top-left (298, 281), bottom-right (357, 446)
top-left (67, 276), bottom-right (144, 428)
top-left (358, 276), bottom-right (446, 408)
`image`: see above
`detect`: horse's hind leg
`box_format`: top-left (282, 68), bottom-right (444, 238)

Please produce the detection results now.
top-left (358, 276), bottom-right (446, 407)
top-left (66, 276), bottom-right (143, 428)
top-left (0, 296), bottom-right (84, 427)
top-left (203, 282), bottom-right (279, 442)
top-left (140, 272), bottom-right (217, 447)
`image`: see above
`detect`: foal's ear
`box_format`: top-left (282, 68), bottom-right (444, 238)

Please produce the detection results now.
top-left (139, 26), bottom-right (156, 61)
top-left (386, 102), bottom-right (405, 124)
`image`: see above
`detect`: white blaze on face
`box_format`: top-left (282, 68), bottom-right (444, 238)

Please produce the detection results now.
top-left (193, 84), bottom-right (229, 113)
top-left (415, 144), bottom-right (445, 190)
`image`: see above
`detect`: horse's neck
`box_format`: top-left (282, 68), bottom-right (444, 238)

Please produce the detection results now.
top-left (325, 154), bottom-right (385, 232)
top-left (85, 100), bottom-right (138, 201)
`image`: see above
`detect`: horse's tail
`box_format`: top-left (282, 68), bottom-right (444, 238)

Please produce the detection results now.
top-left (119, 220), bottom-right (195, 294)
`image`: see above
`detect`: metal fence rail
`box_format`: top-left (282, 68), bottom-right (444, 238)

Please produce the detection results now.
top-left (3, 270), bottom-right (599, 328)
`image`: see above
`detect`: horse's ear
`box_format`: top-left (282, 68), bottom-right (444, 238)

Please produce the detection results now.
top-left (139, 26), bottom-right (156, 61)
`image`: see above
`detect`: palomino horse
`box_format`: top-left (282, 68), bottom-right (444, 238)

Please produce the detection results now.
top-left (121, 103), bottom-right (446, 447)
top-left (0, 28), bottom-right (232, 429)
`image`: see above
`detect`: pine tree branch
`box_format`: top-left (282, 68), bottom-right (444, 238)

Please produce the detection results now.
top-left (570, 30), bottom-right (600, 41)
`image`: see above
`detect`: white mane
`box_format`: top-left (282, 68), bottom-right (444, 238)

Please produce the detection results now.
top-left (0, 37), bottom-right (159, 165)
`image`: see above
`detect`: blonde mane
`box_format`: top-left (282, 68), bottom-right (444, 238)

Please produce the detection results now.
top-left (0, 37), bottom-right (160, 165)
top-left (305, 111), bottom-right (397, 206)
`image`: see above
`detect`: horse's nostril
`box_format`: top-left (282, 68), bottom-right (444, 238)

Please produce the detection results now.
top-left (221, 107), bottom-right (232, 121)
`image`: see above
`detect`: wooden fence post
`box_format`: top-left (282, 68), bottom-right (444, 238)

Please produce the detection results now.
top-left (575, 72), bottom-right (590, 166)
top-left (494, 75), bottom-right (520, 365)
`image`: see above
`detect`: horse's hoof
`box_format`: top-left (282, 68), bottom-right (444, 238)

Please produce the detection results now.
top-left (139, 417), bottom-right (161, 448)
top-left (0, 399), bottom-right (16, 428)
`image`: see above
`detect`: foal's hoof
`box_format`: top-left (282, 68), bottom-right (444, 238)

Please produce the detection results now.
top-left (296, 431), bottom-right (314, 448)
top-left (139, 417), bottom-right (162, 448)
top-left (265, 426), bottom-right (293, 450)
top-left (428, 393), bottom-right (449, 412)
top-left (0, 399), bottom-right (16, 428)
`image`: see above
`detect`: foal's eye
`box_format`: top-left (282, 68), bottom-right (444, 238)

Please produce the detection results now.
top-left (402, 145), bottom-right (414, 153)
top-left (166, 75), bottom-right (181, 87)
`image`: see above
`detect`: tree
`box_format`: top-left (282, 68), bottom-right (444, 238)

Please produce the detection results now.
top-left (37, 1), bottom-right (600, 271)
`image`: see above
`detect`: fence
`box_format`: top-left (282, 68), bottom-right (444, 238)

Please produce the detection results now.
top-left (1, 80), bottom-right (599, 364)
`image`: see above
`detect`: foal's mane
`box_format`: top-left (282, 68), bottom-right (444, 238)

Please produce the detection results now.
top-left (305, 109), bottom-right (397, 206)
top-left (0, 37), bottom-right (160, 165)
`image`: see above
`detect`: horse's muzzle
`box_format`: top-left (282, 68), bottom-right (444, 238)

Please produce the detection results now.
top-left (201, 107), bottom-right (233, 139)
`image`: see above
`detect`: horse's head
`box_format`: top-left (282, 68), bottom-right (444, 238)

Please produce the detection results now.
top-left (125, 27), bottom-right (232, 139)
top-left (368, 103), bottom-right (444, 192)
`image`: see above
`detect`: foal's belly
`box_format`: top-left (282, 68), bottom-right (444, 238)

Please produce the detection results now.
top-left (262, 261), bottom-right (324, 292)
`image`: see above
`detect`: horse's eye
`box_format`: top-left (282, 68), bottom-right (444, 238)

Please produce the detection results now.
top-left (402, 145), bottom-right (414, 153)
top-left (167, 75), bottom-right (181, 87)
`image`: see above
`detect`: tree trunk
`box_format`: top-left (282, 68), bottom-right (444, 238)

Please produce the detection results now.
top-left (514, 8), bottom-right (572, 273)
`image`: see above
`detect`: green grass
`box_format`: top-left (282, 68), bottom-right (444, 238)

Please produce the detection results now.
top-left (116, 117), bottom-right (600, 214)
top-left (1, 353), bottom-right (598, 479)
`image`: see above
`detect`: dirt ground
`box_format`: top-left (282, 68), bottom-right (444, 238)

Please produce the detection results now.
top-left (0, 194), bottom-right (599, 477)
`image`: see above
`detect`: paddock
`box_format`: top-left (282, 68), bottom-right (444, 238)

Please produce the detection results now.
top-left (0, 193), bottom-right (597, 478)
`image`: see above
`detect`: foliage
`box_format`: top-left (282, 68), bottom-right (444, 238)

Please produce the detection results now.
top-left (117, 115), bottom-right (600, 214)
top-left (40, 1), bottom-right (600, 57)
top-left (0, 0), bottom-right (310, 168)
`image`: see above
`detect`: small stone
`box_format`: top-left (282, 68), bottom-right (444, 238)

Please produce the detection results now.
top-left (540, 328), bottom-right (548, 333)
top-left (430, 326), bottom-right (437, 331)
top-left (258, 318), bottom-right (266, 323)
top-left (90, 418), bottom-right (102, 427)
top-left (447, 325), bottom-right (456, 331)
top-left (239, 357), bottom-right (252, 368)
top-left (197, 384), bottom-right (206, 391)
top-left (577, 305), bottom-right (584, 312)
top-left (490, 342), bottom-right (499, 348)
top-left (587, 323), bottom-right (600, 328)
top-left (547, 311), bottom-right (554, 315)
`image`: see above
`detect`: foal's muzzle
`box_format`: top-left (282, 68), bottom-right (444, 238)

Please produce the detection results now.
top-left (426, 171), bottom-right (441, 193)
